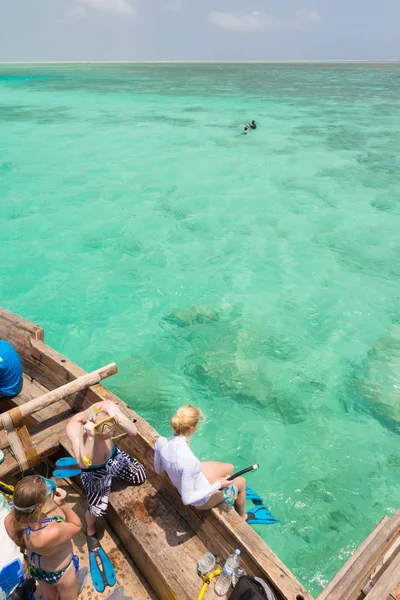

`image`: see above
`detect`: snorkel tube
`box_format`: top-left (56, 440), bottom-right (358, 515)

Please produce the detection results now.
top-left (228, 464), bottom-right (259, 481)
top-left (80, 406), bottom-right (100, 467)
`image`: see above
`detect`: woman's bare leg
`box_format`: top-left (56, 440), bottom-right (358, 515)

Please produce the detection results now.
top-left (231, 475), bottom-right (246, 518)
top-left (196, 490), bottom-right (225, 511)
top-left (199, 462), bottom-right (247, 519)
top-left (201, 461), bottom-right (234, 484)
top-left (56, 562), bottom-right (79, 600)
top-left (36, 581), bottom-right (58, 600)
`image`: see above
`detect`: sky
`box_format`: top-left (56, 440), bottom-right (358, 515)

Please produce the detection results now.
top-left (0, 0), bottom-right (399, 62)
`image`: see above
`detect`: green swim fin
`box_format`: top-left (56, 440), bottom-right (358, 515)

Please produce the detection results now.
top-left (87, 535), bottom-right (117, 593)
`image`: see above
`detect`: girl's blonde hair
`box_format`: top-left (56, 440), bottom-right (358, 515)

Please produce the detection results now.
top-left (170, 405), bottom-right (203, 436)
top-left (11, 475), bottom-right (48, 553)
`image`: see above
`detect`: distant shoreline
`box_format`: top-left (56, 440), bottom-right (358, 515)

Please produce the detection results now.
top-left (1, 60), bottom-right (400, 65)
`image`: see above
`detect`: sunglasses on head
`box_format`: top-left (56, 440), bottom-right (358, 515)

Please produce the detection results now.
top-left (13, 476), bottom-right (56, 513)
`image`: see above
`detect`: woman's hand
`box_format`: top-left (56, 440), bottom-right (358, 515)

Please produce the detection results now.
top-left (53, 488), bottom-right (67, 506)
top-left (83, 421), bottom-right (96, 437)
top-left (101, 400), bottom-right (120, 418)
top-left (219, 477), bottom-right (233, 489)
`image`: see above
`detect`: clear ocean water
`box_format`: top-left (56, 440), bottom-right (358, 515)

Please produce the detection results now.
top-left (1, 63), bottom-right (400, 596)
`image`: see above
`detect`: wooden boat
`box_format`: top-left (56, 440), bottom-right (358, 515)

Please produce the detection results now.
top-left (4, 309), bottom-right (400, 600)
top-left (0, 308), bottom-right (311, 600)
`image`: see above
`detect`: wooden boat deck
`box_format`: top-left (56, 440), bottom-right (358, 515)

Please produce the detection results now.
top-left (45, 482), bottom-right (157, 600)
top-left (316, 510), bottom-right (400, 600)
top-left (0, 308), bottom-right (312, 600)
top-left (3, 307), bottom-right (400, 600)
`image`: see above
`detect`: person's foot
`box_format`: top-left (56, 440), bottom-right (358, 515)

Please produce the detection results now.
top-left (87, 534), bottom-right (100, 552)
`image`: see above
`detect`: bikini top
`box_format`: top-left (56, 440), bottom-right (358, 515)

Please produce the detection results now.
top-left (25, 516), bottom-right (65, 538)
top-left (25, 516), bottom-right (65, 567)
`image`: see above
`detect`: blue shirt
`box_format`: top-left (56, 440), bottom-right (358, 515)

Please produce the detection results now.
top-left (0, 340), bottom-right (23, 398)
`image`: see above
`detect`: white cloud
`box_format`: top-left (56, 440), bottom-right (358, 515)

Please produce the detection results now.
top-left (209, 11), bottom-right (274, 32)
top-left (166, 0), bottom-right (182, 11)
top-left (296, 8), bottom-right (323, 24)
top-left (209, 8), bottom-right (322, 32)
top-left (66, 5), bottom-right (88, 18)
top-left (79, 0), bottom-right (136, 15)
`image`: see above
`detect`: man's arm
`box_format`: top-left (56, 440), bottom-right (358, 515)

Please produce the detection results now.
top-left (100, 400), bottom-right (138, 436)
top-left (65, 410), bottom-right (91, 467)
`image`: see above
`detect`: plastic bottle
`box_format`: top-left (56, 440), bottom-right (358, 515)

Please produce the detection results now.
top-left (223, 485), bottom-right (238, 509)
top-left (214, 549), bottom-right (241, 596)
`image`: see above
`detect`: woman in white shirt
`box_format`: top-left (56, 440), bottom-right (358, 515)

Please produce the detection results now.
top-left (154, 405), bottom-right (247, 518)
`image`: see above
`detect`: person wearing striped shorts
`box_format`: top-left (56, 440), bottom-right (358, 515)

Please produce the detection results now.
top-left (66, 399), bottom-right (146, 537)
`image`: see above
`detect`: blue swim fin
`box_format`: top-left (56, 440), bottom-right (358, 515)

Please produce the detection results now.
top-left (246, 505), bottom-right (278, 525)
top-left (53, 467), bottom-right (82, 478)
top-left (88, 536), bottom-right (116, 593)
top-left (56, 457), bottom-right (80, 468)
top-left (246, 486), bottom-right (264, 506)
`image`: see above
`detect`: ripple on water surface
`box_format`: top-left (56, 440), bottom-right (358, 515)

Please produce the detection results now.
top-left (1, 63), bottom-right (400, 595)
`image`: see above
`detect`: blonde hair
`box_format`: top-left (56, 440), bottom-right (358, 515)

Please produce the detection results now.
top-left (11, 475), bottom-right (48, 554)
top-left (170, 405), bottom-right (203, 436)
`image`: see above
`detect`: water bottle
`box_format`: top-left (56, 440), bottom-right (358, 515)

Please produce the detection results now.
top-left (223, 485), bottom-right (238, 509)
top-left (215, 549), bottom-right (241, 596)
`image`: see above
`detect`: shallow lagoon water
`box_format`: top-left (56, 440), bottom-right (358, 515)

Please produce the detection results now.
top-left (1, 63), bottom-right (400, 595)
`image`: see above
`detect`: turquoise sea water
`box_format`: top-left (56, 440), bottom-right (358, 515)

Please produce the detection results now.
top-left (1, 63), bottom-right (400, 596)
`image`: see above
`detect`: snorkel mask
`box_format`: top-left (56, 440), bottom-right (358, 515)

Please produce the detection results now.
top-left (13, 477), bottom-right (56, 513)
top-left (93, 415), bottom-right (118, 435)
top-left (84, 407), bottom-right (118, 436)
top-left (80, 407), bottom-right (119, 467)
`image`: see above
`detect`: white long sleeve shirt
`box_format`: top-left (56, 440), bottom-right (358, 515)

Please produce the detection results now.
top-left (154, 436), bottom-right (220, 506)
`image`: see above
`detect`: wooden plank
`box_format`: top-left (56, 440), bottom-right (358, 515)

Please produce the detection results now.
top-left (30, 338), bottom-right (85, 382)
top-left (0, 308), bottom-right (43, 364)
top-left (0, 377), bottom-right (73, 450)
top-left (366, 531), bottom-right (400, 591)
top-left (365, 551), bottom-right (400, 600)
top-left (320, 510), bottom-right (400, 600)
top-left (47, 482), bottom-right (157, 600)
top-left (0, 419), bottom-right (68, 478)
top-left (0, 375), bottom-right (72, 425)
top-left (317, 516), bottom-right (390, 600)
top-left (4, 362), bottom-right (117, 421)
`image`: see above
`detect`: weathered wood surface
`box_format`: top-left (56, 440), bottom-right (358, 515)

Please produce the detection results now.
top-left (60, 436), bottom-right (225, 600)
top-left (316, 516), bottom-right (389, 600)
top-left (365, 551), bottom-right (400, 600)
top-left (46, 482), bottom-right (157, 600)
top-left (1, 363), bottom-right (117, 424)
top-left (0, 308), bottom-right (43, 363)
top-left (318, 509), bottom-right (400, 600)
top-left (0, 376), bottom-right (72, 443)
top-left (0, 419), bottom-right (67, 478)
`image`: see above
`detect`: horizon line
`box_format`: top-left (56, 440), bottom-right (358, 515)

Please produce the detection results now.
top-left (1, 60), bottom-right (400, 65)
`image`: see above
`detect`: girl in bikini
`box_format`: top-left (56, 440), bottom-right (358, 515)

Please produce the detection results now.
top-left (5, 475), bottom-right (81, 600)
top-left (154, 405), bottom-right (247, 518)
